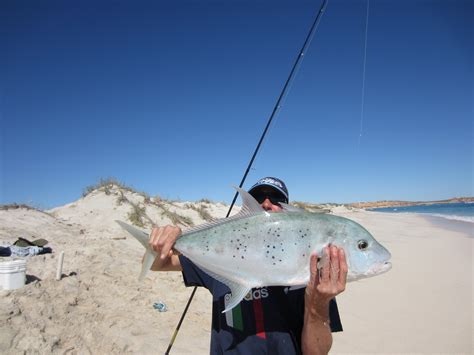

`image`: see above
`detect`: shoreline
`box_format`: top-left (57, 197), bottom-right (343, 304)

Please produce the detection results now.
top-left (364, 210), bottom-right (473, 238)
top-left (348, 197), bottom-right (474, 209)
top-left (422, 214), bottom-right (473, 237)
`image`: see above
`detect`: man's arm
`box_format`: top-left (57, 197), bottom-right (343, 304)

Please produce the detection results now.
top-left (147, 225), bottom-right (183, 272)
top-left (302, 246), bottom-right (348, 355)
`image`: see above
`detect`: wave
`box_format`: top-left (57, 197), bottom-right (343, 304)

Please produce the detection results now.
top-left (425, 213), bottom-right (474, 224)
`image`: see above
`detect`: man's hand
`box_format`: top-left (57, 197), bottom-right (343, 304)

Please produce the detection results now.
top-left (301, 245), bottom-right (348, 355)
top-left (148, 225), bottom-right (182, 271)
top-left (306, 245), bottom-right (348, 314)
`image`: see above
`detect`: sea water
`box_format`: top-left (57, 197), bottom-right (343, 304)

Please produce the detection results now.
top-left (369, 202), bottom-right (474, 224)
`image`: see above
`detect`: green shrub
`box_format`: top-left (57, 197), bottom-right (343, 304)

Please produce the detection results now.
top-left (116, 191), bottom-right (127, 206)
top-left (195, 205), bottom-right (213, 221)
top-left (128, 203), bottom-right (146, 227)
top-left (159, 205), bottom-right (194, 227)
top-left (83, 177), bottom-right (140, 197)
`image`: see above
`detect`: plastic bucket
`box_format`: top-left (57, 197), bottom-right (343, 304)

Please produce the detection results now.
top-left (0, 260), bottom-right (27, 290)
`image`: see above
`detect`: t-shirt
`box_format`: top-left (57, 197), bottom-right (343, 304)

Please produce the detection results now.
top-left (179, 255), bottom-right (343, 354)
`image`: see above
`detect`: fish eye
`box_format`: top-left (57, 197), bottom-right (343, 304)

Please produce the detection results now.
top-left (358, 240), bottom-right (368, 250)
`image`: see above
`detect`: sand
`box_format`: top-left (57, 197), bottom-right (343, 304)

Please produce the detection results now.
top-left (330, 210), bottom-right (473, 354)
top-left (0, 187), bottom-right (472, 354)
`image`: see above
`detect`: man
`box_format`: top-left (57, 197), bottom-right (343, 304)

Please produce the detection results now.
top-left (149, 177), bottom-right (347, 354)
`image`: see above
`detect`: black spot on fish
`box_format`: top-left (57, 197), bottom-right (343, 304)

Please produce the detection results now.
top-left (272, 256), bottom-right (275, 259)
top-left (241, 256), bottom-right (244, 259)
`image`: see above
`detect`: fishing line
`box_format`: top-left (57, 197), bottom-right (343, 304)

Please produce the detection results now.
top-left (164, 1), bottom-right (329, 353)
top-left (358, 0), bottom-right (370, 147)
top-left (356, 0), bottom-right (370, 208)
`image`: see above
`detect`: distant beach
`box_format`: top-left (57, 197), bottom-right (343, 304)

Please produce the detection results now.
top-left (368, 202), bottom-right (474, 237)
top-left (369, 202), bottom-right (474, 223)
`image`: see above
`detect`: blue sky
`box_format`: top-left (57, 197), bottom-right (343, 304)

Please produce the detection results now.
top-left (1, 0), bottom-right (472, 208)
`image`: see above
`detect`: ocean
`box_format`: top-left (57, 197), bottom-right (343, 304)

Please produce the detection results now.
top-left (369, 202), bottom-right (474, 224)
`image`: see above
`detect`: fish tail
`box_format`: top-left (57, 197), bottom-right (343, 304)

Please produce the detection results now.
top-left (140, 249), bottom-right (156, 281)
top-left (115, 220), bottom-right (157, 280)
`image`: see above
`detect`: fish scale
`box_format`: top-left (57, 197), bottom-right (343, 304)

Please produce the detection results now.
top-left (117, 187), bottom-right (392, 312)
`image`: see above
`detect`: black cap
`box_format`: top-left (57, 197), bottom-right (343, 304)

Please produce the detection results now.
top-left (248, 177), bottom-right (289, 203)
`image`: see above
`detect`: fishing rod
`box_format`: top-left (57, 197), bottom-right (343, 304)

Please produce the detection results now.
top-left (164, 0), bottom-right (329, 353)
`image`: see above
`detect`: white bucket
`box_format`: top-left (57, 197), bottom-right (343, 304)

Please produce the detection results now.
top-left (0, 260), bottom-right (27, 290)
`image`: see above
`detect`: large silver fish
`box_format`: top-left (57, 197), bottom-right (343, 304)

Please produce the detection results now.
top-left (117, 187), bottom-right (391, 312)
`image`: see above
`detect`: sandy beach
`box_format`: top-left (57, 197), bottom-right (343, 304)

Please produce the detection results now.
top-left (0, 186), bottom-right (472, 354)
top-left (330, 210), bottom-right (472, 354)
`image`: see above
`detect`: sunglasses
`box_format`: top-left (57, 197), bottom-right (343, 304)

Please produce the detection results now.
top-left (251, 191), bottom-right (287, 205)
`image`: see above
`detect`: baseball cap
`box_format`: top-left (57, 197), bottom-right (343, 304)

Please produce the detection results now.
top-left (248, 177), bottom-right (289, 203)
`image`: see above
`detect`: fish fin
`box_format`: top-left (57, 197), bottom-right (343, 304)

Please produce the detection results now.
top-left (233, 186), bottom-right (264, 214)
top-left (178, 187), bottom-right (265, 236)
top-left (115, 220), bottom-right (158, 280)
top-left (196, 264), bottom-right (251, 313)
top-left (279, 202), bottom-right (305, 212)
top-left (115, 220), bottom-right (150, 249)
top-left (223, 283), bottom-right (251, 313)
top-left (140, 250), bottom-right (156, 281)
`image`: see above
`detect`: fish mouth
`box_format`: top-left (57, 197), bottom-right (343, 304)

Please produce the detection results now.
top-left (380, 261), bottom-right (392, 273)
top-left (371, 261), bottom-right (392, 275)
top-left (362, 261), bottom-right (392, 279)
top-left (347, 261), bottom-right (392, 282)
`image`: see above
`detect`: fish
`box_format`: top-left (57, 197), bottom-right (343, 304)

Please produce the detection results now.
top-left (117, 187), bottom-right (392, 312)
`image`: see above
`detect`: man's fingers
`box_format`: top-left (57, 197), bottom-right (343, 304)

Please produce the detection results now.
top-left (149, 227), bottom-right (163, 253)
top-left (148, 226), bottom-right (181, 259)
top-left (309, 253), bottom-right (319, 287)
top-left (338, 248), bottom-right (348, 285)
top-left (320, 247), bottom-right (330, 283)
top-left (330, 246), bottom-right (340, 282)
top-left (160, 236), bottom-right (175, 259)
